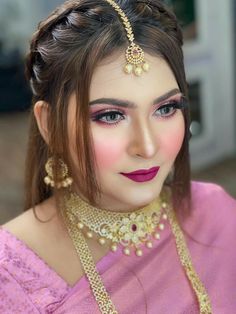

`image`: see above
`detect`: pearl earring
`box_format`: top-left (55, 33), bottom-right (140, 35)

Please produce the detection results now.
top-left (44, 157), bottom-right (73, 188)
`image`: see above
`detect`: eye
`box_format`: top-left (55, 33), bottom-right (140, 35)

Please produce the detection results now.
top-left (155, 100), bottom-right (184, 118)
top-left (156, 104), bottom-right (176, 117)
top-left (91, 110), bottom-right (125, 125)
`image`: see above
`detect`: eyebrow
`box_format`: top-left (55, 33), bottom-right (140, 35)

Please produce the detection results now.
top-left (89, 88), bottom-right (181, 108)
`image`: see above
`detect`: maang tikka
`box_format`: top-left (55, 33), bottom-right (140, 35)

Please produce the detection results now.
top-left (105, 0), bottom-right (150, 76)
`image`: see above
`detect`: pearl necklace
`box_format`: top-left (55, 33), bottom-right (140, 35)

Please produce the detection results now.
top-left (63, 191), bottom-right (169, 257)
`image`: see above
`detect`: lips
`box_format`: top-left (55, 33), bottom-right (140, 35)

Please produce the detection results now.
top-left (120, 166), bottom-right (160, 183)
top-left (121, 166), bottom-right (160, 175)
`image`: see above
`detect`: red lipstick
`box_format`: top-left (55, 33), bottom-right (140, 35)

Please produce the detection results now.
top-left (120, 166), bottom-right (160, 183)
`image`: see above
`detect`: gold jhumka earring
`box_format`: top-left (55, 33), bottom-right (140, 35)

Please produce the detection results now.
top-left (44, 157), bottom-right (73, 188)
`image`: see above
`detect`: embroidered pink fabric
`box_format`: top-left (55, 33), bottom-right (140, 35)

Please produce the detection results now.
top-left (0, 181), bottom-right (236, 313)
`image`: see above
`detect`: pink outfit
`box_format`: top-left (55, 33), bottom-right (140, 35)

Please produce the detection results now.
top-left (0, 181), bottom-right (236, 313)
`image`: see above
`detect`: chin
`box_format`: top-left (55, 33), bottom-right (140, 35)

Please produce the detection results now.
top-left (99, 175), bottom-right (166, 211)
top-left (123, 185), bottom-right (163, 209)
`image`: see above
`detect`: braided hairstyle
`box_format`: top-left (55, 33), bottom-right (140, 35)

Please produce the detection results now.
top-left (24, 0), bottom-right (191, 219)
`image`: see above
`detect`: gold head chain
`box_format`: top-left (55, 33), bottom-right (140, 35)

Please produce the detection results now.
top-left (105, 0), bottom-right (150, 76)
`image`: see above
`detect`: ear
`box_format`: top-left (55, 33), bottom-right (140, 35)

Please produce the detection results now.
top-left (34, 101), bottom-right (50, 145)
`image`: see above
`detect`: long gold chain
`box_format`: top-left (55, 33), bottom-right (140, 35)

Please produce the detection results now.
top-left (61, 208), bottom-right (119, 313)
top-left (166, 206), bottom-right (212, 313)
top-left (60, 193), bottom-right (212, 313)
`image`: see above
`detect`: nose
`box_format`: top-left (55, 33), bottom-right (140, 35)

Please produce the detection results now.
top-left (127, 118), bottom-right (159, 159)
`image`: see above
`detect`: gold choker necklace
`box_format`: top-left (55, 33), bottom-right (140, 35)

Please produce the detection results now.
top-left (60, 188), bottom-right (212, 314)
top-left (62, 191), bottom-right (168, 257)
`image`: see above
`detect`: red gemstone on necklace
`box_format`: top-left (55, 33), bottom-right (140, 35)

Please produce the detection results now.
top-left (132, 224), bottom-right (137, 231)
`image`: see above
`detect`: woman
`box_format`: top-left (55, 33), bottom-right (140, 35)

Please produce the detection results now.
top-left (0, 0), bottom-right (235, 313)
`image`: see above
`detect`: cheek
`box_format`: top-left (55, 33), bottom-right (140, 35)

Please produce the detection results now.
top-left (160, 116), bottom-right (185, 158)
top-left (164, 132), bottom-right (184, 157)
top-left (93, 135), bottom-right (125, 170)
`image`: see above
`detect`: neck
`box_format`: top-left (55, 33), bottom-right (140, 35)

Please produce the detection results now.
top-left (70, 186), bottom-right (167, 214)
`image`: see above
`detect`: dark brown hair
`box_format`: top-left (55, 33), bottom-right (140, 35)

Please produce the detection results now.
top-left (24, 0), bottom-right (191, 221)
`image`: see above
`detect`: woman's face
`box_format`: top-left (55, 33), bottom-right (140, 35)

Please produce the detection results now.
top-left (68, 53), bottom-right (185, 212)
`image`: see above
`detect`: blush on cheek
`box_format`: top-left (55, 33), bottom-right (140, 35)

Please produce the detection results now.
top-left (163, 127), bottom-right (185, 158)
top-left (93, 137), bottom-right (124, 170)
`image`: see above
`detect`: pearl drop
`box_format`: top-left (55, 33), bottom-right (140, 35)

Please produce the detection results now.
top-left (154, 232), bottom-right (160, 240)
top-left (111, 243), bottom-right (118, 252)
top-left (134, 66), bottom-right (142, 76)
top-left (142, 62), bottom-right (150, 72)
top-left (86, 231), bottom-right (93, 238)
top-left (98, 238), bottom-right (106, 245)
top-left (77, 222), bottom-right (84, 229)
top-left (123, 247), bottom-right (130, 255)
top-left (136, 249), bottom-right (143, 257)
top-left (159, 223), bottom-right (165, 230)
top-left (146, 241), bottom-right (153, 248)
top-left (124, 64), bottom-right (133, 74)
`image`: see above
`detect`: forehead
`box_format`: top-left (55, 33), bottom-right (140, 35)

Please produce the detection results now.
top-left (89, 52), bottom-right (179, 103)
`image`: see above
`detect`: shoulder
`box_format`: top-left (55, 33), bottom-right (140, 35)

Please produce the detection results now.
top-left (187, 180), bottom-right (236, 242)
top-left (1, 196), bottom-right (61, 254)
top-left (0, 209), bottom-right (41, 266)
top-left (0, 263), bottom-right (40, 312)
top-left (1, 209), bottom-right (34, 243)
top-left (0, 236), bottom-right (23, 285)
top-left (0, 211), bottom-right (35, 279)
top-left (0, 212), bottom-right (29, 265)
top-left (0, 197), bottom-right (60, 279)
top-left (0, 226), bottom-right (41, 312)
top-left (190, 180), bottom-right (236, 210)
top-left (0, 200), bottom-right (64, 309)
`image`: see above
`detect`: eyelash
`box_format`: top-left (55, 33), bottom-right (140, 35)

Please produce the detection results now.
top-left (90, 100), bottom-right (186, 126)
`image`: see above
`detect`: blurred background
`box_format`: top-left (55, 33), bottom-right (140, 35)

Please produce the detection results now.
top-left (0, 0), bottom-right (235, 224)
